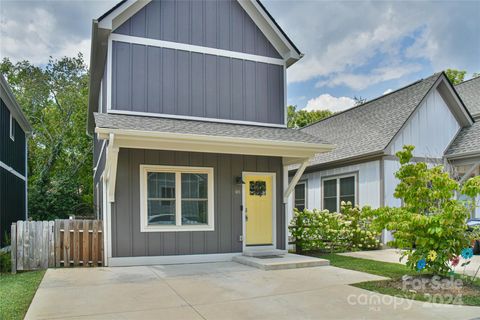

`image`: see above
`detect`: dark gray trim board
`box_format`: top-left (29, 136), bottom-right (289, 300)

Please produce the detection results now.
top-left (111, 148), bottom-right (285, 257)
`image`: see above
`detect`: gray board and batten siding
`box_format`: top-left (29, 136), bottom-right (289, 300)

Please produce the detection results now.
top-left (108, 0), bottom-right (286, 125)
top-left (113, 0), bottom-right (282, 58)
top-left (111, 148), bottom-right (285, 257)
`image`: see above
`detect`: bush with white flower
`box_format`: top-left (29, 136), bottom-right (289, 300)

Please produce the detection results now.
top-left (289, 202), bottom-right (380, 253)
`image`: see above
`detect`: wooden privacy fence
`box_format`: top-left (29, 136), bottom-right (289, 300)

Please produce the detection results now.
top-left (11, 219), bottom-right (103, 273)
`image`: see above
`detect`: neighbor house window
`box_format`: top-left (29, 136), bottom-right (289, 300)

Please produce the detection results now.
top-left (140, 165), bottom-right (214, 232)
top-left (9, 114), bottom-right (15, 141)
top-left (294, 181), bottom-right (307, 212)
top-left (322, 174), bottom-right (357, 212)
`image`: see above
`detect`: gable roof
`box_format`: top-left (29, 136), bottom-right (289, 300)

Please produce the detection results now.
top-left (0, 74), bottom-right (32, 133)
top-left (299, 72), bottom-right (473, 168)
top-left (455, 75), bottom-right (480, 117)
top-left (445, 76), bottom-right (480, 159)
top-left (445, 121), bottom-right (480, 159)
top-left (88, 0), bottom-right (302, 133)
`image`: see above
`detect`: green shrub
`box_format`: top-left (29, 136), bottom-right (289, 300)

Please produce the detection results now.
top-left (289, 202), bottom-right (380, 253)
top-left (0, 251), bottom-right (11, 273)
top-left (372, 145), bottom-right (480, 275)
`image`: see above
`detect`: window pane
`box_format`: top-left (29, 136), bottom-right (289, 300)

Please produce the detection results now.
top-left (148, 200), bottom-right (176, 225)
top-left (340, 176), bottom-right (355, 197)
top-left (182, 173), bottom-right (208, 199)
top-left (147, 172), bottom-right (176, 225)
top-left (323, 179), bottom-right (337, 197)
top-left (294, 184), bottom-right (305, 211)
top-left (182, 200), bottom-right (208, 224)
top-left (324, 198), bottom-right (337, 212)
top-left (181, 173), bottom-right (209, 225)
top-left (148, 172), bottom-right (175, 198)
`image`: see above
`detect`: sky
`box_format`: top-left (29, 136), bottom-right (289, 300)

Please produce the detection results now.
top-left (1, 0), bottom-right (479, 113)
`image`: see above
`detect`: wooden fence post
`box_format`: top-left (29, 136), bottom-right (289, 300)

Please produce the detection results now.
top-left (11, 223), bottom-right (17, 274)
top-left (16, 221), bottom-right (24, 271)
top-left (92, 220), bottom-right (98, 267)
top-left (48, 221), bottom-right (55, 267)
top-left (54, 220), bottom-right (61, 267)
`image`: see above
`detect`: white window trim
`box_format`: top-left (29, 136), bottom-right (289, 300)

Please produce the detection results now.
top-left (294, 180), bottom-right (307, 211)
top-left (321, 173), bottom-right (358, 212)
top-left (9, 113), bottom-right (15, 141)
top-left (140, 165), bottom-right (214, 232)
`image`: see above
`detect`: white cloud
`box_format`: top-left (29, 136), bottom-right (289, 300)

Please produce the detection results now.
top-left (264, 0), bottom-right (480, 87)
top-left (0, 1), bottom-right (116, 65)
top-left (304, 94), bottom-right (355, 113)
top-left (383, 89), bottom-right (393, 95)
top-left (316, 64), bottom-right (422, 91)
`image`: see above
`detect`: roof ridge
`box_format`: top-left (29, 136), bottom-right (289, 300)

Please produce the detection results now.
top-left (455, 74), bottom-right (480, 87)
top-left (300, 72), bottom-right (442, 130)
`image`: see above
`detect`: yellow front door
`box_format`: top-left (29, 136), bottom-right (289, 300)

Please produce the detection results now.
top-left (245, 174), bottom-right (273, 246)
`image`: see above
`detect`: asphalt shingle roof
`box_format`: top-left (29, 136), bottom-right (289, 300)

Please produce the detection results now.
top-left (94, 113), bottom-right (329, 145)
top-left (445, 121), bottom-right (480, 157)
top-left (455, 76), bottom-right (480, 116)
top-left (446, 76), bottom-right (480, 157)
top-left (299, 73), bottom-right (442, 166)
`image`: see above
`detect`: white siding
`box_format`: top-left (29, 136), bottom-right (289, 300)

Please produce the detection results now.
top-left (388, 88), bottom-right (461, 158)
top-left (287, 160), bottom-right (381, 227)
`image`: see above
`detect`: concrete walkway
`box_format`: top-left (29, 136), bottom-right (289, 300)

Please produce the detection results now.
top-left (25, 261), bottom-right (479, 319)
top-left (340, 249), bottom-right (480, 278)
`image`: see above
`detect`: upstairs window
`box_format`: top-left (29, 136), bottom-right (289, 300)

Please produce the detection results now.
top-left (140, 165), bottom-right (214, 232)
top-left (9, 113), bottom-right (15, 141)
top-left (294, 181), bottom-right (307, 212)
top-left (322, 174), bottom-right (357, 212)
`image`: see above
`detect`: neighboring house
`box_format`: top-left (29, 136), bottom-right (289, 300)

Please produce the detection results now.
top-left (0, 74), bottom-right (32, 247)
top-left (88, 0), bottom-right (333, 266)
top-left (287, 72), bottom-right (478, 243)
top-left (445, 76), bottom-right (480, 218)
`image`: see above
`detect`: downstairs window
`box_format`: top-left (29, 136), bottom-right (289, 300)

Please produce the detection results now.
top-left (140, 165), bottom-right (214, 232)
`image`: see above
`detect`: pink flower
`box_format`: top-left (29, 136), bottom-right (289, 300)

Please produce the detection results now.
top-left (451, 256), bottom-right (460, 267)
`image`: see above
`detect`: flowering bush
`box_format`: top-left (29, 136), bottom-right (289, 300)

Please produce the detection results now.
top-left (373, 145), bottom-right (480, 275)
top-left (289, 202), bottom-right (380, 253)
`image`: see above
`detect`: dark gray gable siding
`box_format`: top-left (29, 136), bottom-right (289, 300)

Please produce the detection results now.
top-left (113, 0), bottom-right (281, 59)
top-left (111, 148), bottom-right (285, 257)
top-left (1, 98), bottom-right (26, 176)
top-left (111, 41), bottom-right (284, 124)
top-left (0, 98), bottom-right (26, 247)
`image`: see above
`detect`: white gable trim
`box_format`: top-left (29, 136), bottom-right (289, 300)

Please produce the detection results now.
top-left (385, 75), bottom-right (473, 155)
top-left (98, 0), bottom-right (151, 30)
top-left (98, 0), bottom-right (301, 66)
top-left (237, 0), bottom-right (302, 65)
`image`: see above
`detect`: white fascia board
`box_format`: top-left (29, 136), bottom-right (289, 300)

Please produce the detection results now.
top-left (0, 76), bottom-right (32, 133)
top-left (95, 127), bottom-right (334, 159)
top-left (98, 0), bottom-right (151, 30)
top-left (238, 0), bottom-right (301, 64)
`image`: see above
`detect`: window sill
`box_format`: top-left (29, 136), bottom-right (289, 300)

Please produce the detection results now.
top-left (140, 225), bottom-right (215, 232)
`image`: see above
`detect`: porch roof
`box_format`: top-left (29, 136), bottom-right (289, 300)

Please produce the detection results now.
top-left (94, 113), bottom-right (334, 161)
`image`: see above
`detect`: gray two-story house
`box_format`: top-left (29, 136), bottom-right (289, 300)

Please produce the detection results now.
top-left (1, 74), bottom-right (32, 247)
top-left (88, 0), bottom-right (332, 266)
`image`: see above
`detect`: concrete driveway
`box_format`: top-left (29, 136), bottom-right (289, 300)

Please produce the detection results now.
top-left (26, 262), bottom-right (479, 320)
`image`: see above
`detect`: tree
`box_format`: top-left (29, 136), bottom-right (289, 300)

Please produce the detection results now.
top-left (373, 145), bottom-right (479, 275)
top-left (1, 55), bottom-right (93, 220)
top-left (353, 96), bottom-right (367, 106)
top-left (445, 69), bottom-right (467, 85)
top-left (287, 105), bottom-right (332, 128)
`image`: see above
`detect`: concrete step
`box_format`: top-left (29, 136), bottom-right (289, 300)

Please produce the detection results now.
top-left (242, 249), bottom-right (287, 257)
top-left (233, 253), bottom-right (330, 271)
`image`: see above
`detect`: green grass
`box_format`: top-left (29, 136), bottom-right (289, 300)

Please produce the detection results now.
top-left (309, 252), bottom-right (480, 306)
top-left (0, 270), bottom-right (45, 320)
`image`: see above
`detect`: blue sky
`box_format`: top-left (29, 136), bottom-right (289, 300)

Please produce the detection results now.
top-left (1, 0), bottom-right (479, 113)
